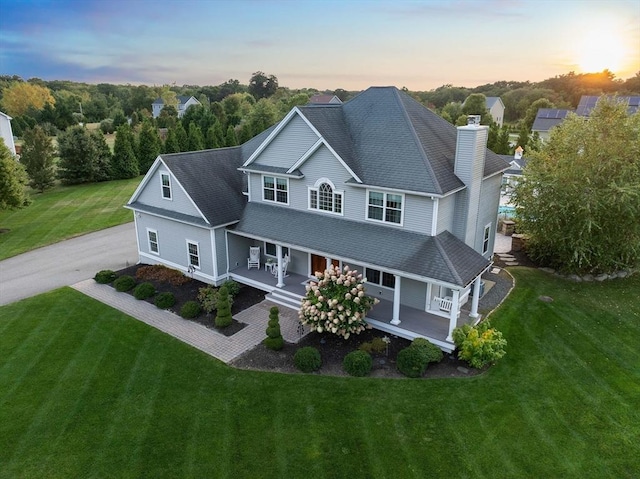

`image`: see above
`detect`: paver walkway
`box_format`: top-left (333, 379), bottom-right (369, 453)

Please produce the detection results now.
top-left (72, 279), bottom-right (308, 363)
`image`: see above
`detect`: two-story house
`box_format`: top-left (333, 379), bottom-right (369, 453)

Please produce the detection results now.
top-left (152, 95), bottom-right (202, 118)
top-left (0, 111), bottom-right (16, 156)
top-left (127, 87), bottom-right (509, 351)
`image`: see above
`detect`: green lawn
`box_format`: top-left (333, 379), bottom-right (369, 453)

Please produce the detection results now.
top-left (1, 269), bottom-right (638, 478)
top-left (0, 178), bottom-right (140, 260)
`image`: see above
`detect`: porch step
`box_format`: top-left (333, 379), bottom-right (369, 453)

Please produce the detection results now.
top-left (265, 288), bottom-right (303, 311)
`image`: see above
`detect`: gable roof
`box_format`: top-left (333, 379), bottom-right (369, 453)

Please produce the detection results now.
top-left (233, 202), bottom-right (490, 287)
top-left (152, 96), bottom-right (200, 106)
top-left (309, 94), bottom-right (342, 104)
top-left (485, 97), bottom-right (504, 109)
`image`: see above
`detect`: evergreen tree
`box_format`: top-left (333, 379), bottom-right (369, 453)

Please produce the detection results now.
top-left (263, 306), bottom-right (284, 350)
top-left (137, 120), bottom-right (160, 173)
top-left (174, 122), bottom-right (188, 152)
top-left (225, 125), bottom-right (238, 147)
top-left (246, 98), bottom-right (277, 136)
top-left (205, 124), bottom-right (220, 149)
top-left (214, 285), bottom-right (233, 328)
top-left (0, 138), bottom-right (31, 210)
top-left (516, 124), bottom-right (530, 151)
top-left (21, 125), bottom-right (56, 192)
top-left (211, 119), bottom-right (225, 147)
top-left (495, 126), bottom-right (511, 154)
top-left (57, 125), bottom-right (97, 184)
top-left (112, 124), bottom-right (139, 179)
top-left (90, 131), bottom-right (112, 182)
top-left (487, 123), bottom-right (499, 152)
top-left (187, 122), bottom-right (204, 151)
top-left (163, 128), bottom-right (180, 154)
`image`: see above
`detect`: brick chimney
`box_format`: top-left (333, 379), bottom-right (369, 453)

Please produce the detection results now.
top-left (453, 115), bottom-right (489, 248)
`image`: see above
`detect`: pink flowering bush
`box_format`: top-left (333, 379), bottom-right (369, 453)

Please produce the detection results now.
top-left (299, 264), bottom-right (379, 339)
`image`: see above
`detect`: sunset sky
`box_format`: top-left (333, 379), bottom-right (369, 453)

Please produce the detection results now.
top-left (1, 0), bottom-right (638, 91)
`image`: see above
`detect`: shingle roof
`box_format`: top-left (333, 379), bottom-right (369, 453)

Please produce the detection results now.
top-left (233, 202), bottom-right (490, 286)
top-left (485, 97), bottom-right (503, 109)
top-left (576, 95), bottom-right (640, 116)
top-left (300, 87), bottom-right (507, 195)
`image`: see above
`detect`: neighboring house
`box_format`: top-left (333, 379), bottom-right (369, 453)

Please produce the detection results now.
top-left (498, 147), bottom-right (528, 208)
top-left (531, 108), bottom-right (572, 142)
top-left (0, 111), bottom-right (16, 156)
top-left (485, 97), bottom-right (505, 127)
top-left (127, 87), bottom-right (509, 352)
top-left (309, 94), bottom-right (343, 104)
top-left (532, 95), bottom-right (639, 142)
top-left (152, 95), bottom-right (202, 118)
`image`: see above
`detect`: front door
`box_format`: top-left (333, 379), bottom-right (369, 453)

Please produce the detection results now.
top-left (310, 254), bottom-right (339, 276)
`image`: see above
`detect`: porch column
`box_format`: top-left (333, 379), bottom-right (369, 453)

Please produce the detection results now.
top-left (276, 244), bottom-right (284, 288)
top-left (470, 276), bottom-right (481, 319)
top-left (391, 275), bottom-right (401, 325)
top-left (325, 257), bottom-right (332, 272)
top-left (445, 289), bottom-right (460, 342)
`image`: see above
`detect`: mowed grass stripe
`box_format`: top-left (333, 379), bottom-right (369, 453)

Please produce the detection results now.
top-left (0, 177), bottom-right (140, 260)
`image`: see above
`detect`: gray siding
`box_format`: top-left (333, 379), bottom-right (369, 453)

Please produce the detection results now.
top-left (437, 194), bottom-right (456, 234)
top-left (476, 174), bottom-right (503, 257)
top-left (136, 163), bottom-right (203, 219)
top-left (227, 234), bottom-right (254, 272)
top-left (135, 212), bottom-right (214, 282)
top-left (215, 228), bottom-right (228, 276)
top-left (403, 194), bottom-right (434, 234)
top-left (289, 249), bottom-right (307, 276)
top-left (400, 277), bottom-right (427, 310)
top-left (252, 114), bottom-right (318, 169)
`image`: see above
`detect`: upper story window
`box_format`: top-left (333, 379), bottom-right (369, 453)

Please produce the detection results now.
top-left (263, 176), bottom-right (288, 204)
top-left (309, 179), bottom-right (343, 215)
top-left (367, 190), bottom-right (403, 225)
top-left (160, 173), bottom-right (172, 200)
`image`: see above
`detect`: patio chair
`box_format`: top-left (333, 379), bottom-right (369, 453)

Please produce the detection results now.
top-left (271, 254), bottom-right (290, 278)
top-left (247, 246), bottom-right (260, 270)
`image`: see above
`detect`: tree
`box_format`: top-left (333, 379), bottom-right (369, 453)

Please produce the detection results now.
top-left (523, 98), bottom-right (555, 131)
top-left (174, 122), bottom-right (188, 152)
top-left (111, 124), bottom-right (139, 179)
top-left (20, 125), bottom-right (56, 192)
top-left (0, 138), bottom-right (31, 210)
top-left (187, 122), bottom-right (204, 151)
top-left (90, 131), bottom-right (112, 182)
top-left (1, 81), bottom-right (55, 117)
top-left (263, 306), bottom-right (284, 350)
top-left (57, 125), bottom-right (98, 184)
top-left (494, 126), bottom-right (511, 154)
top-left (462, 93), bottom-right (492, 124)
top-left (137, 121), bottom-right (161, 173)
top-left (516, 123), bottom-right (530, 151)
top-left (205, 120), bottom-right (224, 149)
top-left (246, 98), bottom-right (277, 137)
top-left (163, 128), bottom-right (180, 154)
top-left (513, 99), bottom-right (640, 274)
top-left (225, 125), bottom-right (238, 147)
top-left (248, 71), bottom-right (279, 100)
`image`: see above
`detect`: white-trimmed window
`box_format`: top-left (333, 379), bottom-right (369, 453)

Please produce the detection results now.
top-left (264, 242), bottom-right (289, 258)
top-left (367, 190), bottom-right (403, 225)
top-left (263, 175), bottom-right (288, 204)
top-left (147, 229), bottom-right (159, 254)
top-left (365, 268), bottom-right (396, 289)
top-left (187, 241), bottom-right (200, 268)
top-left (160, 172), bottom-right (172, 200)
top-left (483, 223), bottom-right (491, 255)
top-left (309, 178), bottom-right (343, 214)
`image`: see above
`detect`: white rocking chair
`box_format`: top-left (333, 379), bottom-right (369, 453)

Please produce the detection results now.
top-left (271, 254), bottom-right (290, 278)
top-left (247, 246), bottom-right (260, 270)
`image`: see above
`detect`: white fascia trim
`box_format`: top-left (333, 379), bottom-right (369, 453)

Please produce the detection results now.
top-left (431, 198), bottom-right (439, 236)
top-left (287, 138), bottom-right (323, 172)
top-left (127, 156), bottom-right (164, 203)
top-left (242, 108), bottom-right (305, 167)
top-left (349, 182), bottom-right (462, 199)
top-left (124, 206), bottom-right (215, 229)
top-left (287, 136), bottom-right (362, 184)
top-left (168, 172), bottom-right (210, 226)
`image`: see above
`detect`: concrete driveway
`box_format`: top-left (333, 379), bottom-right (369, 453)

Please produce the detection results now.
top-left (0, 222), bottom-right (138, 306)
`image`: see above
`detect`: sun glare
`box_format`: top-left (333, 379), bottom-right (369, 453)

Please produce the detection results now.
top-left (575, 24), bottom-right (628, 74)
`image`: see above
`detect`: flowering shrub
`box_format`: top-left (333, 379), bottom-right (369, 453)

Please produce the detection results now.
top-left (299, 264), bottom-right (379, 339)
top-left (452, 321), bottom-right (507, 369)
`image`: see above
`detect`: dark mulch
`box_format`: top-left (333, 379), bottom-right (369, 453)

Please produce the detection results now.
top-left (112, 264), bottom-right (265, 337)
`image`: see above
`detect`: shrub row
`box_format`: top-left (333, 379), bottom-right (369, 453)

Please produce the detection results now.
top-left (397, 338), bottom-right (444, 378)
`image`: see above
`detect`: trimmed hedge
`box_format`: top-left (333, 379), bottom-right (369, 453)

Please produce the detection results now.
top-left (180, 301), bottom-right (201, 319)
top-left (114, 275), bottom-right (136, 292)
top-left (94, 270), bottom-right (117, 284)
top-left (133, 282), bottom-right (155, 300)
top-left (154, 292), bottom-right (176, 309)
top-left (343, 350), bottom-right (373, 377)
top-left (411, 338), bottom-right (444, 364)
top-left (294, 346), bottom-right (322, 373)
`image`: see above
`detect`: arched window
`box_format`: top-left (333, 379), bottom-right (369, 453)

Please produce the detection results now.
top-left (309, 178), bottom-right (343, 214)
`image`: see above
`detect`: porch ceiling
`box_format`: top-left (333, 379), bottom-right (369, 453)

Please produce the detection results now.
top-left (231, 202), bottom-right (490, 287)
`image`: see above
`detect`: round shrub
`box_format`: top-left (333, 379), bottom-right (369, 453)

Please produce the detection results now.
top-left (396, 346), bottom-right (429, 378)
top-left (114, 275), bottom-right (136, 292)
top-left (94, 269), bottom-right (117, 284)
top-left (343, 350), bottom-right (373, 377)
top-left (180, 300), bottom-right (201, 319)
top-left (411, 338), bottom-right (444, 364)
top-left (294, 346), bottom-right (322, 373)
top-left (133, 282), bottom-right (155, 300)
top-left (154, 292), bottom-right (176, 309)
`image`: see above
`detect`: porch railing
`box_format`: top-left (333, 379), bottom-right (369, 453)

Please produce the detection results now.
top-left (434, 296), bottom-right (453, 312)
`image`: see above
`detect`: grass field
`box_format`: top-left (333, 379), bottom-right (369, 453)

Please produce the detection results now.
top-left (1, 268), bottom-right (638, 478)
top-left (0, 177), bottom-right (140, 261)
